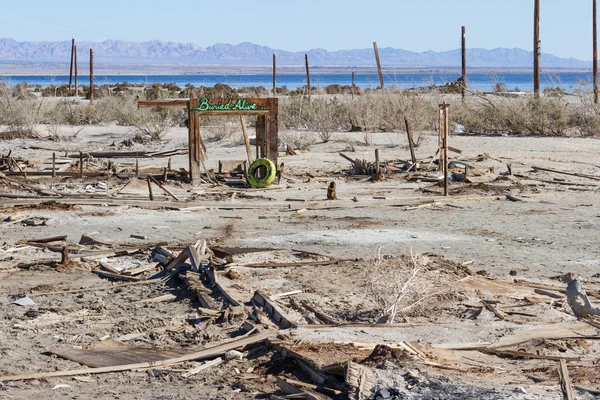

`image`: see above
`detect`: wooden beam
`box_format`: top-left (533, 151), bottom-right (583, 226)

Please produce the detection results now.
top-left (240, 115), bottom-right (253, 165)
top-left (533, 0), bottom-right (541, 98)
top-left (89, 48), bottom-right (94, 104)
top-left (188, 98), bottom-right (201, 185)
top-left (252, 290), bottom-right (297, 329)
top-left (138, 100), bottom-right (190, 110)
top-left (558, 359), bottom-right (575, 400)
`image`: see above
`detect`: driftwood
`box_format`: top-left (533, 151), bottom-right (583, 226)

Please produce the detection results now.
top-left (558, 359), bottom-right (575, 400)
top-left (532, 165), bottom-right (600, 181)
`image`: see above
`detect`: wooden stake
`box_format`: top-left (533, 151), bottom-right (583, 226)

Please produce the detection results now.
top-left (52, 152), bottom-right (56, 178)
top-left (89, 48), bottom-right (94, 104)
top-left (594, 0), bottom-right (598, 104)
top-left (68, 38), bottom-right (74, 94)
top-left (461, 26), bottom-right (467, 101)
top-left (305, 54), bottom-right (311, 100)
top-left (135, 153), bottom-right (139, 178)
top-left (375, 149), bottom-right (380, 176)
top-left (533, 0), bottom-right (541, 98)
top-left (148, 176), bottom-right (180, 201)
top-left (373, 42), bottom-right (384, 89)
top-left (558, 359), bottom-right (575, 400)
top-left (273, 53), bottom-right (277, 95)
top-left (404, 117), bottom-right (417, 165)
top-left (240, 115), bottom-right (253, 165)
top-left (147, 177), bottom-right (154, 201)
top-left (79, 151), bottom-right (83, 179)
top-left (74, 45), bottom-right (78, 97)
top-left (188, 98), bottom-right (201, 185)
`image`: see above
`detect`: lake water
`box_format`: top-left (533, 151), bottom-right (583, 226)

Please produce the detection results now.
top-left (0, 72), bottom-right (594, 92)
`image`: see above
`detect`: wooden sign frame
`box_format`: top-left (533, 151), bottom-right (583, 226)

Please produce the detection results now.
top-left (138, 97), bottom-right (278, 185)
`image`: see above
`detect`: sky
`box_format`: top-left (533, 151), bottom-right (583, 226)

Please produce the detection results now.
top-left (0, 0), bottom-right (595, 60)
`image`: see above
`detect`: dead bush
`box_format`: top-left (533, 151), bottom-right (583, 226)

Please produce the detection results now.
top-left (280, 132), bottom-right (317, 151)
top-left (365, 249), bottom-right (468, 323)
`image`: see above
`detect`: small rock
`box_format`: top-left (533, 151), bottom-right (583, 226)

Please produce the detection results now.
top-left (224, 350), bottom-right (243, 360)
top-left (509, 270), bottom-right (517, 276)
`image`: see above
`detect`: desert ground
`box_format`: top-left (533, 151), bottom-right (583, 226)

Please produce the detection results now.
top-left (1, 118), bottom-right (600, 400)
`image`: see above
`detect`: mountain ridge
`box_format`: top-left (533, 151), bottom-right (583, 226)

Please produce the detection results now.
top-left (0, 38), bottom-right (590, 69)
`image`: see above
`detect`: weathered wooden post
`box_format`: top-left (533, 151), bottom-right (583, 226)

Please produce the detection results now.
top-left (188, 98), bottom-right (202, 185)
top-left (533, 0), bottom-right (541, 98)
top-left (439, 104), bottom-right (450, 196)
top-left (594, 0), bottom-right (599, 104)
top-left (52, 152), bottom-right (56, 178)
top-left (273, 54), bottom-right (277, 96)
top-left (461, 26), bottom-right (467, 101)
top-left (404, 117), bottom-right (417, 165)
top-left (69, 39), bottom-right (74, 94)
top-left (79, 151), bottom-right (84, 179)
top-left (305, 54), bottom-right (311, 100)
top-left (373, 42), bottom-right (384, 89)
top-left (89, 48), bottom-right (94, 104)
top-left (74, 45), bottom-right (78, 97)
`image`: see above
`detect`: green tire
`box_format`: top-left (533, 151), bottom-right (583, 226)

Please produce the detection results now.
top-left (247, 158), bottom-right (276, 188)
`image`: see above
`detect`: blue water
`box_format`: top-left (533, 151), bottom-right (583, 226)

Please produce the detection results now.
top-left (0, 72), bottom-right (594, 92)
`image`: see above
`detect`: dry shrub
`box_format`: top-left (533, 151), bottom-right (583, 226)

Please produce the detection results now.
top-left (280, 131), bottom-right (317, 151)
top-left (452, 94), bottom-right (571, 136)
top-left (348, 89), bottom-right (437, 132)
top-left (365, 249), bottom-right (469, 323)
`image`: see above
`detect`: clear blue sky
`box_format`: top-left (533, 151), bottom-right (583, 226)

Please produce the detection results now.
top-left (1, 0), bottom-right (595, 60)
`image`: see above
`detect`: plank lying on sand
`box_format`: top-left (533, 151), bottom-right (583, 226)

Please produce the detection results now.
top-left (0, 331), bottom-right (273, 381)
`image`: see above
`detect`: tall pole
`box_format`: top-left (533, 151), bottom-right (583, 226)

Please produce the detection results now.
top-left (533, 0), bottom-right (541, 98)
top-left (461, 26), bottom-right (467, 101)
top-left (273, 54), bottom-right (277, 96)
top-left (74, 45), bottom-right (78, 97)
top-left (89, 48), bottom-right (94, 104)
top-left (373, 41), bottom-right (384, 89)
top-left (69, 38), bottom-right (74, 94)
top-left (305, 53), bottom-right (311, 100)
top-left (594, 0), bottom-right (599, 104)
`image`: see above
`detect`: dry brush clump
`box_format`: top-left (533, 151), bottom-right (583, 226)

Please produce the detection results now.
top-left (365, 249), bottom-right (470, 324)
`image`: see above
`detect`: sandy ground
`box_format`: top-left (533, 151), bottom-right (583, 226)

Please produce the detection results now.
top-left (1, 123), bottom-right (600, 399)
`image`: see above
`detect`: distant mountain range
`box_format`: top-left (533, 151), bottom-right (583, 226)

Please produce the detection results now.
top-left (0, 38), bottom-right (590, 69)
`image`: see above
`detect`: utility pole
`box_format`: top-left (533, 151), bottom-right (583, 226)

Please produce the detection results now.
top-left (461, 26), bottom-right (467, 101)
top-left (89, 48), bottom-right (94, 104)
top-left (305, 54), bottom-right (311, 100)
top-left (69, 38), bottom-right (75, 94)
top-left (533, 0), bottom-right (541, 98)
top-left (594, 0), bottom-right (598, 104)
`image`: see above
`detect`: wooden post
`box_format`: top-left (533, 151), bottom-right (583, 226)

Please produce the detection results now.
top-left (89, 48), bottom-right (94, 104)
top-left (461, 26), bottom-right (467, 101)
top-left (52, 152), bottom-right (56, 178)
top-left (187, 98), bottom-right (201, 185)
top-left (373, 42), bottom-right (384, 89)
top-left (135, 153), bottom-right (139, 178)
top-left (273, 54), bottom-right (277, 96)
top-left (439, 104), bottom-right (450, 196)
top-left (533, 0), bottom-right (541, 98)
top-left (69, 39), bottom-right (74, 94)
top-left (594, 0), bottom-right (599, 104)
top-left (79, 151), bottom-right (83, 179)
top-left (351, 72), bottom-right (355, 99)
top-left (305, 54), bottom-right (311, 100)
top-left (147, 177), bottom-right (154, 201)
top-left (240, 115), bottom-right (253, 165)
top-left (74, 45), bottom-right (78, 97)
top-left (404, 117), bottom-right (417, 165)
top-left (375, 149), bottom-right (380, 176)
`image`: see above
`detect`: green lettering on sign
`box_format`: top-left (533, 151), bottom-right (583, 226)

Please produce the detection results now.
top-left (191, 98), bottom-right (268, 112)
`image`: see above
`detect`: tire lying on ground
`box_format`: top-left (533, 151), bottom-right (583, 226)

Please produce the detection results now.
top-left (247, 158), bottom-right (276, 188)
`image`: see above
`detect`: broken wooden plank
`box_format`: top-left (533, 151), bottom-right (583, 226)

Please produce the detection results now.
top-left (135, 294), bottom-right (177, 305)
top-left (99, 262), bottom-right (122, 275)
top-left (300, 300), bottom-right (338, 325)
top-left (148, 176), bottom-right (180, 201)
top-left (252, 290), bottom-right (297, 329)
top-left (231, 260), bottom-right (347, 269)
top-left (481, 300), bottom-right (505, 320)
top-left (123, 263), bottom-right (159, 276)
top-left (26, 235), bottom-right (67, 244)
top-left (270, 290), bottom-right (303, 300)
top-left (534, 288), bottom-right (564, 299)
top-left (346, 361), bottom-right (374, 400)
top-left (276, 377), bottom-right (333, 400)
top-left (532, 165), bottom-right (600, 181)
top-left (558, 359), bottom-right (575, 400)
top-left (92, 269), bottom-right (142, 282)
top-left (181, 272), bottom-right (217, 310)
top-left (480, 349), bottom-right (580, 362)
top-left (0, 331), bottom-right (273, 381)
top-left (181, 357), bottom-right (223, 378)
